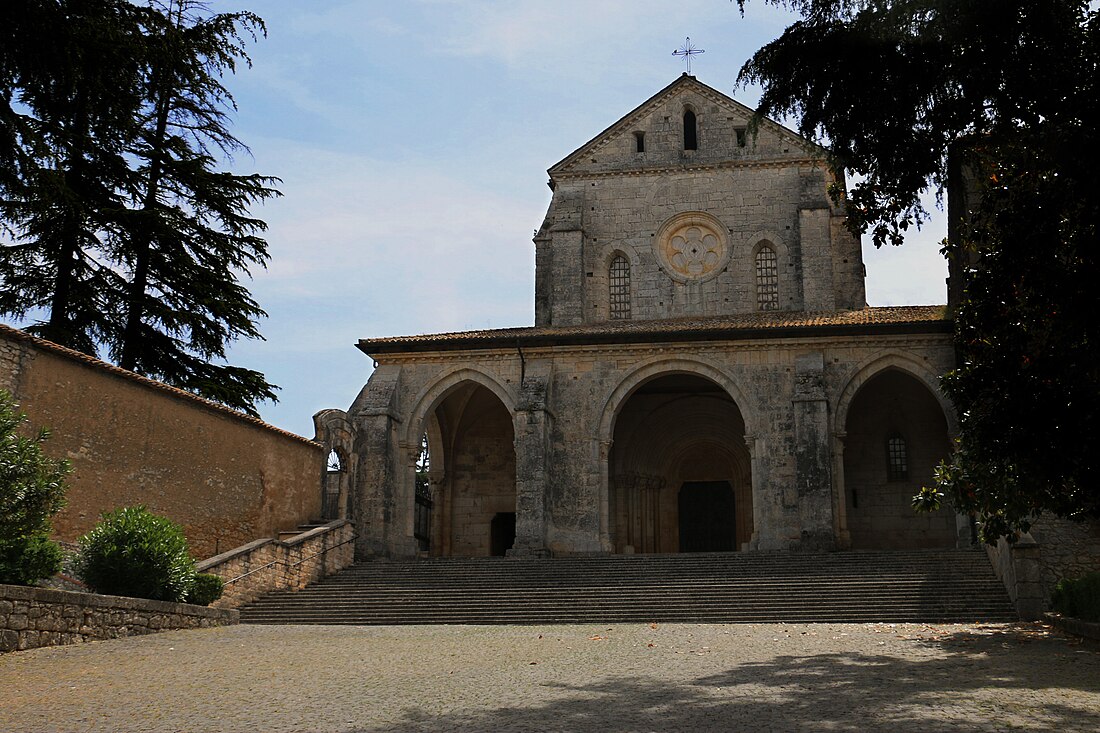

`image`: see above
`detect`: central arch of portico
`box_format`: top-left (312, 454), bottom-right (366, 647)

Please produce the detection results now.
top-left (597, 359), bottom-right (756, 554)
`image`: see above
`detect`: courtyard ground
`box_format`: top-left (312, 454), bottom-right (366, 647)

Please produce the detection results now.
top-left (1, 621), bottom-right (1097, 732)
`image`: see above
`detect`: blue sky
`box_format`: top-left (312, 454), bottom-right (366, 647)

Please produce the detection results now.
top-left (204, 0), bottom-right (950, 437)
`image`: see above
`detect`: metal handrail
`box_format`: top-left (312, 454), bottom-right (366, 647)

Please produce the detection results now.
top-left (222, 533), bottom-right (357, 586)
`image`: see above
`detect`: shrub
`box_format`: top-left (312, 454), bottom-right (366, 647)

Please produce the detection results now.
top-left (0, 532), bottom-right (65, 586)
top-left (1051, 572), bottom-right (1100, 622)
top-left (0, 389), bottom-right (69, 585)
top-left (187, 573), bottom-right (224, 606)
top-left (75, 506), bottom-right (196, 602)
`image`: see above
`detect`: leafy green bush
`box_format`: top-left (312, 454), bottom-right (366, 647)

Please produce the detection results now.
top-left (0, 390), bottom-right (69, 586)
top-left (187, 573), bottom-right (224, 606)
top-left (0, 532), bottom-right (64, 586)
top-left (1051, 572), bottom-right (1100, 622)
top-left (75, 506), bottom-right (196, 602)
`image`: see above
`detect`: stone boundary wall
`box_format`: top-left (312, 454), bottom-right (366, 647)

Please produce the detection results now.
top-left (985, 517), bottom-right (1100, 622)
top-left (0, 584), bottom-right (238, 653)
top-left (1030, 516), bottom-right (1100, 595)
top-left (985, 535), bottom-right (1043, 621)
top-left (197, 520), bottom-right (355, 609)
top-left (0, 323), bottom-right (324, 558)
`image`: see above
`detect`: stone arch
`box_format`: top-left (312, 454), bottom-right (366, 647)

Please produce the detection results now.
top-left (597, 358), bottom-right (754, 553)
top-left (403, 366), bottom-right (518, 448)
top-left (834, 351), bottom-right (957, 438)
top-left (404, 369), bottom-right (518, 557)
top-left (594, 241), bottom-right (642, 272)
top-left (597, 356), bottom-right (756, 442)
top-left (747, 232), bottom-right (789, 259)
top-left (838, 355), bottom-right (957, 549)
top-left (313, 408), bottom-right (355, 520)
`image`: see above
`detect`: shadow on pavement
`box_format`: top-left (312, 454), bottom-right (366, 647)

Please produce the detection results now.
top-left (359, 625), bottom-right (1100, 733)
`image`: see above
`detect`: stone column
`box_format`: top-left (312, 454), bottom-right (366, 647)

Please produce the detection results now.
top-left (832, 432), bottom-right (851, 549)
top-left (510, 364), bottom-right (551, 557)
top-left (641, 482), bottom-right (659, 554)
top-left (598, 440), bottom-right (614, 552)
top-left (792, 352), bottom-right (836, 551)
top-left (745, 434), bottom-right (759, 549)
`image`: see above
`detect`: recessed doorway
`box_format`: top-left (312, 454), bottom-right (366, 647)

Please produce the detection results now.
top-left (678, 481), bottom-right (736, 552)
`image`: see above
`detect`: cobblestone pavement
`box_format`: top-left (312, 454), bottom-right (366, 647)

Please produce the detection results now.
top-left (1, 621), bottom-right (1098, 732)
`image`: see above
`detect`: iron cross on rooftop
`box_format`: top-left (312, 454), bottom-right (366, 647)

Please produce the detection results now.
top-left (673, 37), bottom-right (704, 75)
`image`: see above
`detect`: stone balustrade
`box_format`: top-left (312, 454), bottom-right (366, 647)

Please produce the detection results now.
top-left (197, 519), bottom-right (355, 609)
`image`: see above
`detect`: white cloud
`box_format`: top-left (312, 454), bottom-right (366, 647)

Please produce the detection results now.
top-left (246, 138), bottom-right (538, 333)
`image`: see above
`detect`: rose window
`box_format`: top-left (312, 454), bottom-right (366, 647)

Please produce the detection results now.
top-left (654, 212), bottom-right (730, 282)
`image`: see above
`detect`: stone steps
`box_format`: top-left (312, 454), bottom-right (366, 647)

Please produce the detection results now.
top-left (239, 548), bottom-right (1016, 625)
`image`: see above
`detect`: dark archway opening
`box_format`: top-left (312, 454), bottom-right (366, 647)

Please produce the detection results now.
top-left (490, 512), bottom-right (516, 557)
top-left (678, 481), bottom-right (735, 552)
top-left (421, 382), bottom-right (516, 557)
top-left (609, 373), bottom-right (751, 553)
top-left (843, 369), bottom-right (954, 549)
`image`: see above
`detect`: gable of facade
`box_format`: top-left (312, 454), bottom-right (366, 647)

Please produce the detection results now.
top-left (534, 74), bottom-right (866, 327)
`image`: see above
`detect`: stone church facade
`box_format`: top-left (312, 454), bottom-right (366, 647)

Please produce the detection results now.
top-left (319, 75), bottom-right (966, 560)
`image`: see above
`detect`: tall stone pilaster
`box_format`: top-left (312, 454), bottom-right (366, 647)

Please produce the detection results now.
top-left (792, 352), bottom-right (836, 551)
top-left (349, 365), bottom-right (407, 559)
top-left (510, 361), bottom-right (552, 557)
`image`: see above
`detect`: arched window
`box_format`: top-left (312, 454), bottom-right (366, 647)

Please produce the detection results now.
top-left (609, 254), bottom-right (631, 319)
top-left (326, 449), bottom-right (343, 473)
top-left (886, 434), bottom-right (908, 481)
top-left (683, 109), bottom-right (697, 150)
top-left (755, 245), bottom-right (779, 310)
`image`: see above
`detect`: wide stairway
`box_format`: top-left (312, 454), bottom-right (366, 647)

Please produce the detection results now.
top-left (239, 549), bottom-right (1016, 625)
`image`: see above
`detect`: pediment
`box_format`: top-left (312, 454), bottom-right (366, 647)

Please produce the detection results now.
top-left (547, 75), bottom-right (824, 178)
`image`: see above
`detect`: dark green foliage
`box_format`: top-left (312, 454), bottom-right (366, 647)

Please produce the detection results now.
top-left (0, 0), bottom-right (147, 353)
top-left (1051, 573), bottom-right (1100, 622)
top-left (0, 390), bottom-right (69, 585)
top-left (75, 505), bottom-right (196, 602)
top-left (0, 533), bottom-right (64, 586)
top-left (737, 1), bottom-right (1100, 541)
top-left (110, 2), bottom-right (280, 414)
top-left (0, 1), bottom-right (279, 415)
top-left (186, 572), bottom-right (224, 606)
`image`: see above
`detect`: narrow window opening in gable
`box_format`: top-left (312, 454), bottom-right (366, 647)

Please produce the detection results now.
top-left (735, 128), bottom-right (747, 148)
top-left (683, 110), bottom-right (697, 150)
top-left (634, 131), bottom-right (645, 153)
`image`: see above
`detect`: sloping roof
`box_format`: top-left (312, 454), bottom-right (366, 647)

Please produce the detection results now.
top-left (0, 322), bottom-right (318, 447)
top-left (357, 305), bottom-right (951, 356)
top-left (547, 74), bottom-right (824, 177)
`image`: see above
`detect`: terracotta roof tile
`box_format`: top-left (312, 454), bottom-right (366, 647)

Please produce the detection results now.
top-left (0, 322), bottom-right (318, 447)
top-left (358, 305), bottom-right (951, 355)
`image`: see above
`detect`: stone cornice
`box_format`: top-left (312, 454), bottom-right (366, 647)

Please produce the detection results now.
top-left (551, 155), bottom-right (826, 183)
